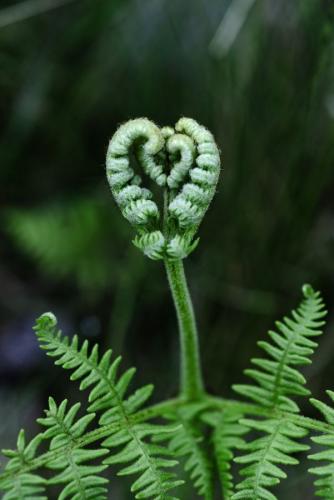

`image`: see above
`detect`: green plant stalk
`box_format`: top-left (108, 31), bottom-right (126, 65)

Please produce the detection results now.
top-left (165, 258), bottom-right (204, 400)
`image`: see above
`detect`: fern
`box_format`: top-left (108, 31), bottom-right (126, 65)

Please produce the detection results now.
top-left (202, 409), bottom-right (248, 499)
top-left (3, 117), bottom-right (334, 500)
top-left (308, 391), bottom-right (334, 498)
top-left (38, 398), bottom-right (108, 499)
top-left (159, 403), bottom-right (214, 499)
top-left (231, 285), bottom-right (327, 499)
top-left (34, 312), bottom-right (183, 499)
top-left (1, 431), bottom-right (46, 500)
top-left (233, 417), bottom-right (309, 499)
top-left (233, 284), bottom-right (327, 413)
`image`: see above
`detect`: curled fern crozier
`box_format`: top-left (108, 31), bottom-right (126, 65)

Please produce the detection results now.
top-left (106, 117), bottom-right (221, 260)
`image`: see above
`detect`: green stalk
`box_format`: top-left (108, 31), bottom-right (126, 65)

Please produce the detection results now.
top-left (164, 258), bottom-right (204, 401)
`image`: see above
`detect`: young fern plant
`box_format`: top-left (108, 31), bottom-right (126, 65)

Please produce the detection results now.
top-left (0, 117), bottom-right (333, 499)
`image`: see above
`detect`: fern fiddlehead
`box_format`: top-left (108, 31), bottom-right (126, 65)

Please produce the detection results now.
top-left (167, 117), bottom-right (220, 232)
top-left (106, 117), bottom-right (221, 261)
top-left (106, 118), bottom-right (164, 228)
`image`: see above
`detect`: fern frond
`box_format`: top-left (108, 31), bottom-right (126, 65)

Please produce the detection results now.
top-left (34, 312), bottom-right (183, 499)
top-left (231, 285), bottom-right (326, 499)
top-left (233, 284), bottom-right (326, 413)
top-left (232, 417), bottom-right (308, 499)
top-left (158, 403), bottom-right (214, 499)
top-left (308, 390), bottom-right (334, 498)
top-left (38, 397), bottom-right (108, 500)
top-left (1, 431), bottom-right (46, 500)
top-left (34, 312), bottom-right (150, 423)
top-left (202, 408), bottom-right (248, 499)
top-left (102, 423), bottom-right (183, 499)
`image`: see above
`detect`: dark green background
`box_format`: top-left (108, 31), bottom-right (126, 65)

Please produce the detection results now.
top-left (1, 0), bottom-right (334, 497)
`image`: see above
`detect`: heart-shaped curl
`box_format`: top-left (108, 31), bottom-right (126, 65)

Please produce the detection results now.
top-left (106, 117), bottom-right (221, 260)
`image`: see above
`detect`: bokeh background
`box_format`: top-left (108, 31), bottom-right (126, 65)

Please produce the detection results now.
top-left (1, 0), bottom-right (334, 498)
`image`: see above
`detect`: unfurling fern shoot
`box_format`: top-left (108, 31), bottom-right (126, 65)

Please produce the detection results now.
top-left (0, 117), bottom-right (333, 500)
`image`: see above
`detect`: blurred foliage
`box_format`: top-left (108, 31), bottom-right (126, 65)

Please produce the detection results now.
top-left (1, 0), bottom-right (334, 497)
top-left (6, 193), bottom-right (126, 293)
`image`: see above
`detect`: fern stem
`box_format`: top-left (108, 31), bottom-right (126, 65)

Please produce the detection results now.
top-left (165, 259), bottom-right (204, 401)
